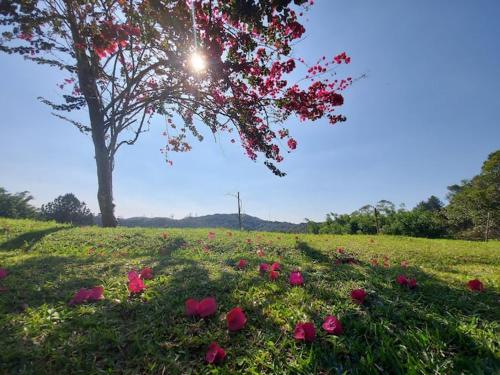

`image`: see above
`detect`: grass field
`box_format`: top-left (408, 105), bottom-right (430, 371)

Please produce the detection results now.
top-left (0, 218), bottom-right (499, 374)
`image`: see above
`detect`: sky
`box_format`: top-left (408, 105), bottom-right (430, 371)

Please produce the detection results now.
top-left (1, 0), bottom-right (499, 223)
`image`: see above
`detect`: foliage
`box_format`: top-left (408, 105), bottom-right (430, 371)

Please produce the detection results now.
top-left (0, 0), bottom-right (351, 226)
top-left (40, 193), bottom-right (94, 225)
top-left (119, 213), bottom-right (306, 233)
top-left (0, 187), bottom-right (37, 219)
top-left (446, 150), bottom-right (500, 240)
top-left (0, 218), bottom-right (499, 374)
top-left (308, 150), bottom-right (499, 240)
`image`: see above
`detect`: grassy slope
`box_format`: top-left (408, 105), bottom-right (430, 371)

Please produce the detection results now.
top-left (0, 218), bottom-right (499, 374)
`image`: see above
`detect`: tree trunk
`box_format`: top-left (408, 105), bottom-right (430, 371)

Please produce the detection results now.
top-left (66, 3), bottom-right (117, 227)
top-left (94, 143), bottom-right (117, 227)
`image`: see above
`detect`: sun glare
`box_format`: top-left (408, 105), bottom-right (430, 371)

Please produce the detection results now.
top-left (190, 51), bottom-right (206, 73)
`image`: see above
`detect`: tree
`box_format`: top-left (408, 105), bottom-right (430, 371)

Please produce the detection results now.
top-left (1, 0), bottom-right (351, 226)
top-left (0, 187), bottom-right (37, 218)
top-left (446, 150), bottom-right (500, 239)
top-left (41, 193), bottom-right (94, 225)
top-left (415, 195), bottom-right (443, 212)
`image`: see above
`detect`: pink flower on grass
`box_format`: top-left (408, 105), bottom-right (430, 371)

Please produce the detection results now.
top-left (396, 275), bottom-right (408, 286)
top-left (269, 270), bottom-right (279, 281)
top-left (237, 259), bottom-right (248, 269)
top-left (396, 275), bottom-right (417, 289)
top-left (208, 232), bottom-right (216, 240)
top-left (140, 267), bottom-right (153, 280)
top-left (185, 298), bottom-right (199, 316)
top-left (322, 315), bottom-right (343, 335)
top-left (259, 263), bottom-right (270, 274)
top-left (185, 297), bottom-right (217, 318)
top-left (271, 262), bottom-right (281, 271)
top-left (69, 286), bottom-right (104, 305)
top-left (289, 271), bottom-right (304, 286)
top-left (226, 307), bottom-right (247, 331)
top-left (350, 289), bottom-right (367, 304)
top-left (205, 342), bottom-right (226, 364)
top-left (128, 270), bottom-right (146, 294)
top-left (198, 297), bottom-right (218, 318)
top-left (294, 322), bottom-right (316, 342)
top-left (468, 279), bottom-right (484, 292)
top-left (407, 278), bottom-right (417, 289)
top-left (0, 268), bottom-right (8, 279)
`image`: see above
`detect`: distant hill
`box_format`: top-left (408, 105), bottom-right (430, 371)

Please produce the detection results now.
top-left (117, 213), bottom-right (306, 233)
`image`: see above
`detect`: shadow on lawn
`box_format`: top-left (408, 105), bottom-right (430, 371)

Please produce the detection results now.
top-left (0, 226), bottom-right (68, 251)
top-left (1, 238), bottom-right (499, 374)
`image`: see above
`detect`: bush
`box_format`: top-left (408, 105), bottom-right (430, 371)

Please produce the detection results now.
top-left (40, 194), bottom-right (94, 225)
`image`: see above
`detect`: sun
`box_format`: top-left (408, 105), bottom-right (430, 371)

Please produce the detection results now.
top-left (190, 51), bottom-right (206, 73)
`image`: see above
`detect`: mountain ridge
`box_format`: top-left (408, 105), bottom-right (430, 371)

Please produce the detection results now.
top-left (116, 213), bottom-right (306, 233)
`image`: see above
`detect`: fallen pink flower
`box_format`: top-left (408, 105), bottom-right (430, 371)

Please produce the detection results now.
top-left (197, 297), bottom-right (217, 318)
top-left (237, 259), bottom-right (248, 269)
top-left (468, 279), bottom-right (484, 292)
top-left (227, 307), bottom-right (247, 331)
top-left (259, 263), bottom-right (270, 274)
top-left (289, 271), bottom-right (304, 286)
top-left (271, 262), bottom-right (281, 272)
top-left (269, 270), bottom-right (279, 281)
top-left (140, 267), bottom-right (153, 280)
top-left (205, 342), bottom-right (226, 364)
top-left (322, 315), bottom-right (343, 335)
top-left (0, 268), bottom-right (8, 279)
top-left (294, 322), bottom-right (316, 342)
top-left (351, 288), bottom-right (367, 304)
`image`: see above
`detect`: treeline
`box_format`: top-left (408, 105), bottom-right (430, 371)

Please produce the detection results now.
top-left (306, 150), bottom-right (499, 240)
top-left (0, 190), bottom-right (94, 225)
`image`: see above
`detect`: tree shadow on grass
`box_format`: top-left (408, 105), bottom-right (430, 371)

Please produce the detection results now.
top-left (0, 226), bottom-right (68, 251)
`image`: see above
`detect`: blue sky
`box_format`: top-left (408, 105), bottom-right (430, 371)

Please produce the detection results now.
top-left (1, 0), bottom-right (499, 223)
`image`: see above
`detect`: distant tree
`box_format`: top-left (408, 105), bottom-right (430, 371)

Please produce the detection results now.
top-left (415, 195), bottom-right (444, 212)
top-left (0, 187), bottom-right (37, 218)
top-left (41, 194), bottom-right (94, 225)
top-left (446, 150), bottom-right (500, 239)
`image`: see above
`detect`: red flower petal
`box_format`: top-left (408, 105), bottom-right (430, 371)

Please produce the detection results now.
top-left (0, 268), bottom-right (8, 279)
top-left (322, 315), bottom-right (343, 335)
top-left (396, 275), bottom-right (408, 286)
top-left (294, 322), bottom-right (316, 342)
top-left (128, 270), bottom-right (140, 282)
top-left (271, 262), bottom-right (281, 271)
top-left (128, 276), bottom-right (146, 294)
top-left (87, 286), bottom-right (104, 301)
top-left (259, 263), bottom-right (270, 273)
top-left (69, 288), bottom-right (91, 305)
top-left (237, 259), bottom-right (248, 269)
top-left (269, 270), bottom-right (279, 281)
top-left (185, 298), bottom-right (199, 316)
top-left (197, 297), bottom-right (217, 318)
top-left (226, 307), bottom-right (247, 331)
top-left (140, 267), bottom-right (153, 280)
top-left (407, 278), bottom-right (417, 289)
top-left (289, 271), bottom-right (304, 286)
top-left (205, 342), bottom-right (226, 364)
top-left (350, 288), bottom-right (367, 304)
top-left (468, 279), bottom-right (484, 292)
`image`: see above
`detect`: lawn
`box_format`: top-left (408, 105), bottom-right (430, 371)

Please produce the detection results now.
top-left (0, 218), bottom-right (499, 374)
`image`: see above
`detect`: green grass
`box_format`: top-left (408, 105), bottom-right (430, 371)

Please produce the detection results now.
top-left (0, 218), bottom-right (499, 374)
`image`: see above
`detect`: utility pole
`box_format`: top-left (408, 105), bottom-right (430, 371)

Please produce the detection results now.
top-left (484, 211), bottom-right (491, 242)
top-left (237, 192), bottom-right (242, 231)
top-left (374, 207), bottom-right (380, 234)
top-left (226, 192), bottom-right (242, 230)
